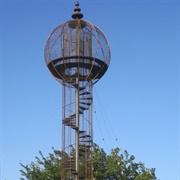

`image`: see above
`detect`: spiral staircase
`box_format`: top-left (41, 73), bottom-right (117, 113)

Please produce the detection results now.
top-left (62, 85), bottom-right (93, 179)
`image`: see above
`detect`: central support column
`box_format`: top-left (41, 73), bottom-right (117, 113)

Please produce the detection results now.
top-left (75, 17), bottom-right (80, 180)
top-left (75, 78), bottom-right (79, 180)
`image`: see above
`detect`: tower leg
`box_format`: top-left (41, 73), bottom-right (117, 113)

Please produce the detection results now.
top-left (75, 78), bottom-right (79, 180)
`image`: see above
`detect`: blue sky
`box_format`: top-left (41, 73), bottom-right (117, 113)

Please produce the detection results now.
top-left (1, 0), bottom-right (179, 180)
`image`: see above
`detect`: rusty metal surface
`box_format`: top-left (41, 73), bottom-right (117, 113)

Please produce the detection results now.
top-left (44, 19), bottom-right (111, 87)
top-left (44, 2), bottom-right (110, 179)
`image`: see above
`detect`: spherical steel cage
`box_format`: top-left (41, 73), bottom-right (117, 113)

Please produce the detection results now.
top-left (44, 19), bottom-right (111, 88)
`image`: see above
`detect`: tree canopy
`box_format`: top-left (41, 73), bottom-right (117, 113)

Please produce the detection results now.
top-left (20, 144), bottom-right (157, 180)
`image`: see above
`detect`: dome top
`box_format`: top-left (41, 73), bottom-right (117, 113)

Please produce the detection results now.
top-left (44, 1), bottom-right (111, 88)
top-left (72, 1), bottom-right (83, 19)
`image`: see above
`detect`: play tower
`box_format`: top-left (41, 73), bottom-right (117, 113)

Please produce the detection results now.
top-left (44, 2), bottom-right (111, 179)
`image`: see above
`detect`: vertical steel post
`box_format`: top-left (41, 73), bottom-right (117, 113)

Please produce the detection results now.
top-left (75, 78), bottom-right (79, 180)
top-left (75, 19), bottom-right (80, 180)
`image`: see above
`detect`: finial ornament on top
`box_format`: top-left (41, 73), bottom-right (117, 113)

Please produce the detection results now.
top-left (72, 1), bottom-right (83, 19)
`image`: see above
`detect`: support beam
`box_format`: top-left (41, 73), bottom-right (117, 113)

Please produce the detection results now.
top-left (75, 78), bottom-right (79, 180)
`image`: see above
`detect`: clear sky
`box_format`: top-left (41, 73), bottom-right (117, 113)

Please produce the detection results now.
top-left (1, 0), bottom-right (179, 179)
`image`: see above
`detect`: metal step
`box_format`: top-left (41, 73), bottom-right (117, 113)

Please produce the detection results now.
top-left (63, 121), bottom-right (78, 130)
top-left (79, 130), bottom-right (86, 134)
top-left (63, 117), bottom-right (74, 121)
top-left (79, 144), bottom-right (91, 148)
top-left (72, 126), bottom-right (78, 130)
top-left (65, 168), bottom-right (77, 173)
top-left (79, 135), bottom-right (91, 138)
top-left (80, 102), bottom-right (92, 105)
top-left (79, 106), bottom-right (89, 111)
top-left (80, 97), bottom-right (93, 100)
top-left (80, 140), bottom-right (93, 142)
top-left (63, 118), bottom-right (75, 124)
top-left (63, 163), bottom-right (75, 166)
top-left (79, 91), bottom-right (91, 95)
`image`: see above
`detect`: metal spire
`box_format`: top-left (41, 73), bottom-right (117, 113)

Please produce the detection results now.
top-left (72, 1), bottom-right (83, 19)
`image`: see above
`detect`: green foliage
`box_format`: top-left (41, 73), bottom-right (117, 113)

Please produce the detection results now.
top-left (93, 144), bottom-right (107, 179)
top-left (20, 145), bottom-right (157, 180)
top-left (20, 147), bottom-right (61, 180)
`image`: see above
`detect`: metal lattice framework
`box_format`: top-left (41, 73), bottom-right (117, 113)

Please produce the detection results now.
top-left (44, 2), bottom-right (110, 180)
top-left (44, 19), bottom-right (110, 87)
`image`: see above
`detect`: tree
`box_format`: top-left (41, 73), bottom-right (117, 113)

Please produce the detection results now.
top-left (93, 144), bottom-right (107, 179)
top-left (104, 148), bottom-right (156, 180)
top-left (20, 144), bottom-right (157, 180)
top-left (20, 147), bottom-right (61, 180)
